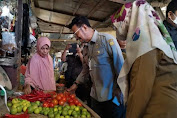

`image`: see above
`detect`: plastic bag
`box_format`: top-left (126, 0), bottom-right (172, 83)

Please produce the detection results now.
top-left (1, 32), bottom-right (16, 53)
top-left (30, 22), bottom-right (37, 29)
top-left (0, 85), bottom-right (10, 112)
top-left (0, 16), bottom-right (10, 29)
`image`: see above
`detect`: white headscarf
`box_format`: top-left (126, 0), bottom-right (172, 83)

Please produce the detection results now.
top-left (111, 0), bottom-right (177, 103)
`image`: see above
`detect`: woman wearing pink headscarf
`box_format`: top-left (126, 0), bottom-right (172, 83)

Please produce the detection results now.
top-left (24, 37), bottom-right (56, 94)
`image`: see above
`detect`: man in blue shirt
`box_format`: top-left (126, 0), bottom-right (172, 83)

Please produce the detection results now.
top-left (164, 0), bottom-right (177, 48)
top-left (67, 16), bottom-right (125, 118)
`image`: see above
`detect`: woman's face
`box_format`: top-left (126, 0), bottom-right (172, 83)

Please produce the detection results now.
top-left (39, 44), bottom-right (50, 57)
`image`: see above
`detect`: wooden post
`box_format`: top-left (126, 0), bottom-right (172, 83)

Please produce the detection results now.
top-left (15, 0), bottom-right (23, 89)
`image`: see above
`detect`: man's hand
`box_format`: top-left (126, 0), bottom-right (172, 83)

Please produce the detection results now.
top-left (113, 87), bottom-right (124, 104)
top-left (24, 84), bottom-right (31, 94)
top-left (66, 84), bottom-right (78, 94)
top-left (76, 46), bottom-right (84, 63)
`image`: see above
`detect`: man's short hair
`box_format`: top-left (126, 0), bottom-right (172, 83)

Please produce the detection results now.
top-left (166, 0), bottom-right (177, 17)
top-left (68, 16), bottom-right (91, 29)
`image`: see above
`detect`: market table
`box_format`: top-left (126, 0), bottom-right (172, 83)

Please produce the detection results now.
top-left (0, 92), bottom-right (100, 118)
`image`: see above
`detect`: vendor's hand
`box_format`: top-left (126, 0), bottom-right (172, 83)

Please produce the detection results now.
top-left (24, 84), bottom-right (31, 94)
top-left (35, 85), bottom-right (42, 91)
top-left (66, 84), bottom-right (78, 94)
top-left (65, 44), bottom-right (72, 50)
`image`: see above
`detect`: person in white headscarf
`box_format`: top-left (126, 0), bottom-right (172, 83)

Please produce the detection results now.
top-left (111, 0), bottom-right (177, 118)
top-left (163, 0), bottom-right (177, 48)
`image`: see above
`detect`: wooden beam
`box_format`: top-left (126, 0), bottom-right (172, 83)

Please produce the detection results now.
top-left (40, 30), bottom-right (72, 33)
top-left (109, 0), bottom-right (126, 4)
top-left (49, 0), bottom-right (54, 21)
top-left (73, 0), bottom-right (84, 15)
top-left (63, 0), bottom-right (84, 34)
top-left (65, 0), bottom-right (84, 26)
top-left (33, 0), bottom-right (39, 7)
top-left (35, 7), bottom-right (103, 22)
top-left (87, 0), bottom-right (107, 18)
top-left (37, 18), bottom-right (66, 27)
top-left (154, 7), bottom-right (165, 21)
top-left (109, 0), bottom-right (170, 7)
top-left (92, 13), bottom-right (113, 28)
top-left (16, 0), bottom-right (23, 89)
top-left (150, 1), bottom-right (169, 7)
top-left (50, 39), bottom-right (77, 42)
top-left (49, 0), bottom-right (54, 10)
top-left (37, 19), bottom-right (72, 33)
top-left (93, 3), bottom-right (122, 29)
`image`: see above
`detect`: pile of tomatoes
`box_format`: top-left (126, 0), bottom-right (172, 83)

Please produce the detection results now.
top-left (42, 92), bottom-right (82, 108)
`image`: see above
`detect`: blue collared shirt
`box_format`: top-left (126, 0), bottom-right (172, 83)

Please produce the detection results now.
top-left (77, 30), bottom-right (124, 105)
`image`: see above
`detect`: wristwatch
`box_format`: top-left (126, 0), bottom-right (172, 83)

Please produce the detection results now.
top-left (73, 81), bottom-right (79, 86)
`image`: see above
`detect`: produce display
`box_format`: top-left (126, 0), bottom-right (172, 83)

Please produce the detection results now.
top-left (6, 90), bottom-right (91, 118)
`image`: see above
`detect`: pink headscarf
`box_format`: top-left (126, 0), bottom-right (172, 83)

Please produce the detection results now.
top-left (25, 37), bottom-right (56, 91)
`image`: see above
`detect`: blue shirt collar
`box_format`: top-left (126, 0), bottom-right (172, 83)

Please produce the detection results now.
top-left (90, 30), bottom-right (99, 43)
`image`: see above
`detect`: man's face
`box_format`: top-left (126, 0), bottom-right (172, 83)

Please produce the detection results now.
top-left (39, 44), bottom-right (50, 57)
top-left (72, 25), bottom-right (89, 43)
top-left (168, 10), bottom-right (177, 21)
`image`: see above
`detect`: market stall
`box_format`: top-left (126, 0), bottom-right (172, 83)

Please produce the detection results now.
top-left (0, 90), bottom-right (100, 118)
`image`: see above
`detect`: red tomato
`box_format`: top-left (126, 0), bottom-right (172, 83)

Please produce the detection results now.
top-left (47, 98), bottom-right (52, 103)
top-left (59, 100), bottom-right (65, 106)
top-left (52, 94), bottom-right (57, 99)
top-left (43, 102), bottom-right (49, 107)
top-left (68, 99), bottom-right (73, 104)
top-left (69, 103), bottom-right (75, 106)
top-left (67, 97), bottom-right (71, 101)
top-left (60, 93), bottom-right (64, 98)
top-left (56, 95), bottom-right (62, 101)
top-left (58, 93), bottom-right (64, 98)
top-left (77, 103), bottom-right (82, 107)
top-left (74, 99), bottom-right (79, 105)
top-left (62, 97), bottom-right (67, 102)
top-left (52, 99), bottom-right (58, 105)
top-left (70, 94), bottom-right (76, 99)
top-left (49, 103), bottom-right (54, 107)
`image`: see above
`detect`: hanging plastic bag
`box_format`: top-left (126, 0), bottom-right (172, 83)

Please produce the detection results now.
top-left (0, 16), bottom-right (10, 30)
top-left (0, 85), bottom-right (10, 112)
top-left (1, 32), bottom-right (16, 53)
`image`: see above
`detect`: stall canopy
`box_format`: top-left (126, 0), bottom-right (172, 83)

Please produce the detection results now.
top-left (30, 0), bottom-right (171, 51)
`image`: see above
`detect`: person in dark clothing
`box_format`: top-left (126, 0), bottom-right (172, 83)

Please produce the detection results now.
top-left (61, 44), bottom-right (91, 103)
top-left (61, 44), bottom-right (83, 88)
top-left (163, 0), bottom-right (177, 48)
top-left (64, 54), bottom-right (82, 88)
